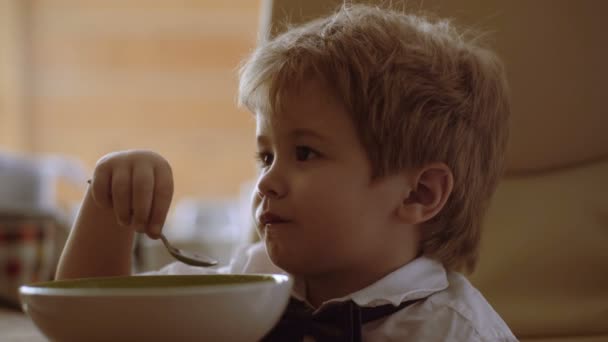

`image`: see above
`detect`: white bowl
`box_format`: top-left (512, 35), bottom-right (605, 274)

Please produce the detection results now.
top-left (19, 274), bottom-right (292, 342)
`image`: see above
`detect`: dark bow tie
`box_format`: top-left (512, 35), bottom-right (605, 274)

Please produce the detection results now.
top-left (261, 297), bottom-right (419, 342)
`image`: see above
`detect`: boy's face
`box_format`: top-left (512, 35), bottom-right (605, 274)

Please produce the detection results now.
top-left (253, 79), bottom-right (408, 277)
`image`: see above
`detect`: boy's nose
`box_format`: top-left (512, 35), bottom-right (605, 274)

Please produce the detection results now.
top-left (256, 170), bottom-right (287, 200)
top-left (256, 187), bottom-right (280, 199)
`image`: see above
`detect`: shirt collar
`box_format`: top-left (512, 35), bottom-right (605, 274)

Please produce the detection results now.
top-left (291, 256), bottom-right (448, 310)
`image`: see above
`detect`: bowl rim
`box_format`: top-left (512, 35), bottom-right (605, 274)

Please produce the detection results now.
top-left (19, 273), bottom-right (292, 297)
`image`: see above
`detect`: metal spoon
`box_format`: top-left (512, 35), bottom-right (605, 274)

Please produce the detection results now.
top-left (158, 233), bottom-right (218, 267)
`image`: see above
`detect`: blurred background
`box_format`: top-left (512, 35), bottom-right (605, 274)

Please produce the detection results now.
top-left (1, 0), bottom-right (260, 199)
top-left (0, 0), bottom-right (265, 277)
top-left (0, 0), bottom-right (267, 314)
top-left (1, 0), bottom-right (607, 340)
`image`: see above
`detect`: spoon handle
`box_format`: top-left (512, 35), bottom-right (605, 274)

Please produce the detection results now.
top-left (158, 233), bottom-right (174, 252)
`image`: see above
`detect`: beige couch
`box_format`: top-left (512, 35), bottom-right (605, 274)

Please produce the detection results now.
top-left (472, 160), bottom-right (608, 341)
top-left (263, 0), bottom-right (608, 340)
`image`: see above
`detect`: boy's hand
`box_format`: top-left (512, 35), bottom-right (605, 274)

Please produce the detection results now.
top-left (89, 150), bottom-right (174, 238)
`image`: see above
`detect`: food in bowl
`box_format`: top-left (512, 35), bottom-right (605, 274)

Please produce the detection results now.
top-left (19, 274), bottom-right (292, 342)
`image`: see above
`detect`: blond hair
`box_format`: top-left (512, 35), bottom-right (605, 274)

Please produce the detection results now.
top-left (238, 4), bottom-right (510, 273)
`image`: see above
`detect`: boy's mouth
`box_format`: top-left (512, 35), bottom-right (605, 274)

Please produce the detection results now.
top-left (258, 212), bottom-right (290, 226)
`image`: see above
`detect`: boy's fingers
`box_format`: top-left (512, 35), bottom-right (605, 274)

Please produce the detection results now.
top-left (131, 165), bottom-right (154, 233)
top-left (146, 164), bottom-right (174, 238)
top-left (90, 167), bottom-right (112, 209)
top-left (111, 166), bottom-right (132, 227)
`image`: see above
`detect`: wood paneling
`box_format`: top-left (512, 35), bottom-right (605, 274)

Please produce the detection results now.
top-left (0, 0), bottom-right (29, 151)
top-left (26, 0), bottom-right (261, 200)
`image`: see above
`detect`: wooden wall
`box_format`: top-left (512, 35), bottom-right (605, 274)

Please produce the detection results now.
top-left (0, 0), bottom-right (29, 151)
top-left (1, 0), bottom-right (262, 203)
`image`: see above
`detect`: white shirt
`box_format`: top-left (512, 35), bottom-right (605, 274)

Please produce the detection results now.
top-left (144, 242), bottom-right (518, 342)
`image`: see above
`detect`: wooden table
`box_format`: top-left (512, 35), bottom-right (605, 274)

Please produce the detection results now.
top-left (0, 306), bottom-right (46, 341)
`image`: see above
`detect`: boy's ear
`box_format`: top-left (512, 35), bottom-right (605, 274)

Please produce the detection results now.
top-left (396, 163), bottom-right (454, 225)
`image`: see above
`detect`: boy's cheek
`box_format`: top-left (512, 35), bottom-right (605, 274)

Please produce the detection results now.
top-left (250, 192), bottom-right (263, 226)
top-left (250, 188), bottom-right (262, 209)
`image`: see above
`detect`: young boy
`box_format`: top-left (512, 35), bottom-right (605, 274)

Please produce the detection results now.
top-left (56, 4), bottom-right (516, 341)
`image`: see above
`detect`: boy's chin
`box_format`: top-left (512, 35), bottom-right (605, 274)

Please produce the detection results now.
top-left (266, 247), bottom-right (327, 277)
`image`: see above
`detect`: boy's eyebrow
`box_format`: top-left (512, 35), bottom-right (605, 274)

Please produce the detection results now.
top-left (289, 128), bottom-right (329, 142)
top-left (256, 129), bottom-right (329, 146)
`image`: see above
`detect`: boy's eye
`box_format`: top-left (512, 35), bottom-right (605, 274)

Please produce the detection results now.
top-left (255, 151), bottom-right (274, 168)
top-left (295, 146), bottom-right (319, 161)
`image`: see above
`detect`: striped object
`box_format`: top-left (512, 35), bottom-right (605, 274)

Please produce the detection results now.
top-left (0, 215), bottom-right (61, 307)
